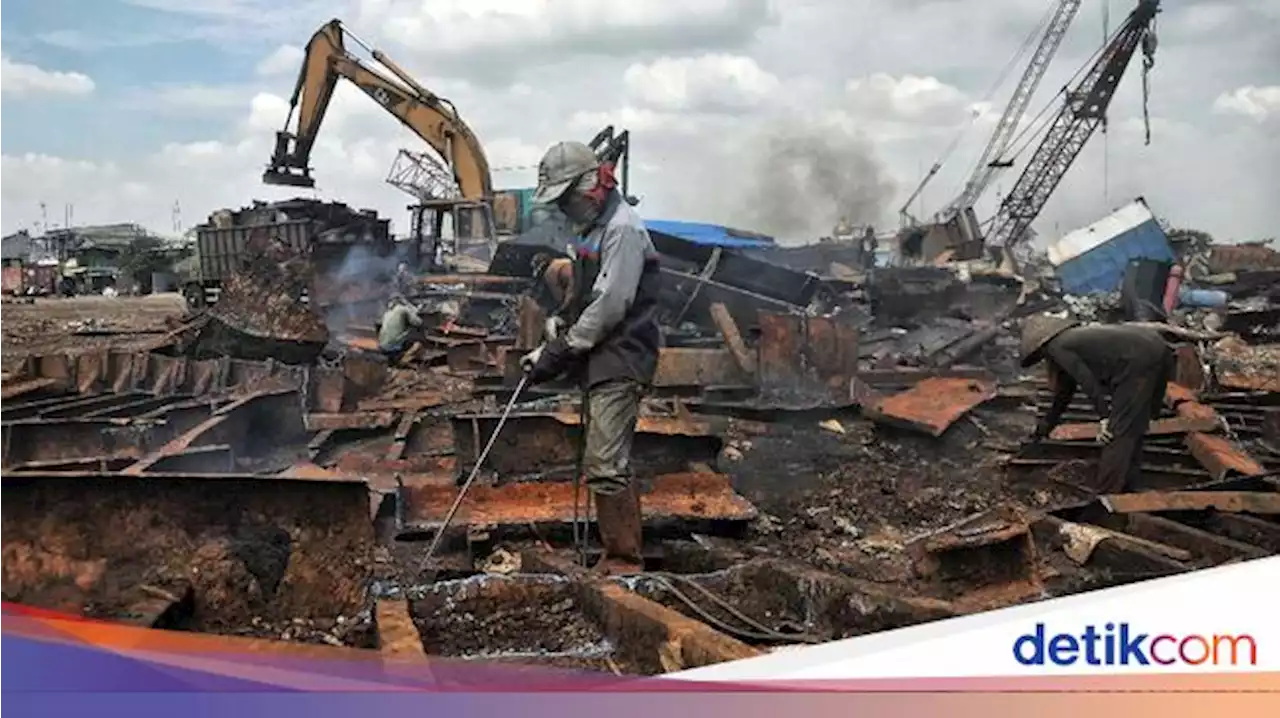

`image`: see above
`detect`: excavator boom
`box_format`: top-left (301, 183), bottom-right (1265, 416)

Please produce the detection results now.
top-left (264, 19), bottom-right (493, 200)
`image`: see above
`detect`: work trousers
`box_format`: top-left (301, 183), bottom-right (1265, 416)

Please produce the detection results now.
top-left (582, 378), bottom-right (643, 496)
top-left (1095, 346), bottom-right (1174, 494)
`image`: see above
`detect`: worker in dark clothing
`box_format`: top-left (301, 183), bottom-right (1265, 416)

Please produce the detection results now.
top-left (520, 140), bottom-right (663, 576)
top-left (1020, 315), bottom-right (1175, 494)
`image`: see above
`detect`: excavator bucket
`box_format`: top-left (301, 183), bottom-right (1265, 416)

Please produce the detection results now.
top-left (264, 132), bottom-right (316, 188)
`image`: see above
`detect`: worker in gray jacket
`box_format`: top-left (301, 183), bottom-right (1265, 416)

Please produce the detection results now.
top-left (1021, 315), bottom-right (1174, 494)
top-left (521, 140), bottom-right (663, 576)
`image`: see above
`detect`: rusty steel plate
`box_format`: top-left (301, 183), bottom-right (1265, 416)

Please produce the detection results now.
top-left (1184, 432), bottom-right (1266, 481)
top-left (1, 471), bottom-right (372, 631)
top-left (1164, 382), bottom-right (1199, 407)
top-left (303, 411), bottom-right (398, 432)
top-left (399, 472), bottom-right (757, 529)
top-left (1175, 401), bottom-right (1220, 422)
top-left (1101, 490), bottom-right (1280, 515)
top-left (864, 377), bottom-right (997, 437)
top-left (1049, 415), bottom-right (1223, 442)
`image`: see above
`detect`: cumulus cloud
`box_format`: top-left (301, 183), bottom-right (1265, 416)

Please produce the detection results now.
top-left (3, 0), bottom-right (1278, 243)
top-left (1213, 85), bottom-right (1280, 122)
top-left (355, 0), bottom-right (778, 84)
top-left (256, 45), bottom-right (305, 77)
top-left (1, 56), bottom-right (95, 98)
top-left (624, 54), bottom-right (779, 112)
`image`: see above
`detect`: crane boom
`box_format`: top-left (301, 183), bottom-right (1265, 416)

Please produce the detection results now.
top-left (940, 0), bottom-right (1082, 220)
top-left (988, 0), bottom-right (1160, 249)
top-left (263, 19), bottom-right (493, 200)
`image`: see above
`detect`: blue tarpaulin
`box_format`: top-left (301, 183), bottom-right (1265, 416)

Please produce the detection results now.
top-left (642, 219), bottom-right (777, 249)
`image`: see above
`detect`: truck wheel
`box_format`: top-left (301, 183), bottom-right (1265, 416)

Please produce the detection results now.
top-left (183, 283), bottom-right (206, 311)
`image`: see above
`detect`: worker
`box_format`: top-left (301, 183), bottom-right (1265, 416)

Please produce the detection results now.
top-left (377, 294), bottom-right (423, 364)
top-left (861, 227), bottom-right (878, 270)
top-left (520, 140), bottom-right (663, 576)
top-left (393, 262), bottom-right (415, 297)
top-left (1020, 315), bottom-right (1174, 494)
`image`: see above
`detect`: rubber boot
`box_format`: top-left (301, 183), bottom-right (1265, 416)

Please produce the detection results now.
top-left (590, 483), bottom-right (643, 577)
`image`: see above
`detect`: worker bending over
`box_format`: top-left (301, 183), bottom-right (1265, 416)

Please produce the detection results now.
top-left (1020, 316), bottom-right (1174, 494)
top-left (377, 295), bottom-right (423, 365)
top-left (521, 140), bottom-right (663, 576)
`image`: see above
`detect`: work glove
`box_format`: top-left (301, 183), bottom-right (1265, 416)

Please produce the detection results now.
top-left (522, 337), bottom-right (573, 385)
top-left (544, 316), bottom-right (567, 342)
top-left (1096, 419), bottom-right (1114, 445)
top-left (520, 345), bottom-right (544, 374)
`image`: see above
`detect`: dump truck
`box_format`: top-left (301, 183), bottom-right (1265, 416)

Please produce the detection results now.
top-left (178, 199), bottom-right (393, 310)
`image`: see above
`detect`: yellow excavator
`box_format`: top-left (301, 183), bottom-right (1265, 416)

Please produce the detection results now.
top-left (264, 19), bottom-right (493, 202)
top-left (263, 20), bottom-right (636, 267)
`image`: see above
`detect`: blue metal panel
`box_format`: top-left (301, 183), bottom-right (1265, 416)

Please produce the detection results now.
top-left (643, 219), bottom-right (777, 249)
top-left (1055, 218), bottom-right (1174, 295)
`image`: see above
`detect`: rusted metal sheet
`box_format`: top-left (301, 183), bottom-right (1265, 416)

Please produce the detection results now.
top-left (864, 377), bottom-right (997, 437)
top-left (582, 581), bottom-right (762, 672)
top-left (709, 302), bottom-right (756, 375)
top-left (1101, 491), bottom-right (1280, 515)
top-left (1, 418), bottom-right (171, 468)
top-left (757, 311), bottom-right (859, 399)
top-left (12, 349), bottom-right (305, 401)
top-left (355, 394), bottom-right (449, 412)
top-left (1049, 415), bottom-right (1222, 442)
top-left (912, 505), bottom-right (1039, 597)
top-left (1171, 345), bottom-right (1205, 393)
top-left (1219, 372), bottom-right (1280, 393)
top-left (1184, 432), bottom-right (1265, 481)
top-left (758, 312), bottom-right (803, 388)
top-left (516, 295), bottom-right (546, 351)
top-left (1121, 513), bottom-right (1271, 564)
top-left (304, 411), bottom-right (398, 432)
top-left (376, 600), bottom-right (426, 658)
top-left (119, 389), bottom-right (304, 476)
top-left (1207, 243), bottom-right (1280, 273)
top-left (309, 366), bottom-right (347, 413)
top-left (1, 471), bottom-right (373, 630)
top-left (1175, 401), bottom-right (1220, 422)
top-left (1164, 382), bottom-right (1198, 407)
top-left (451, 411), bottom-right (724, 480)
top-left (502, 346), bottom-right (746, 389)
top-left (1212, 338), bottom-right (1280, 391)
top-left (400, 472), bottom-right (756, 531)
top-left (0, 377), bottom-right (62, 401)
top-left (197, 270), bottom-right (329, 365)
top-left (653, 348), bottom-right (746, 388)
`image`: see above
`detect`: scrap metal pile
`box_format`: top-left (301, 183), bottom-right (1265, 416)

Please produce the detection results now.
top-left (2, 228), bottom-right (1277, 674)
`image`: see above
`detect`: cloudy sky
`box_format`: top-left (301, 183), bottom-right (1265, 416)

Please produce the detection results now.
top-left (2, 0), bottom-right (1277, 244)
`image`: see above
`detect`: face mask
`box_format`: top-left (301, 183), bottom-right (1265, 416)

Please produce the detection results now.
top-left (557, 173), bottom-right (603, 234)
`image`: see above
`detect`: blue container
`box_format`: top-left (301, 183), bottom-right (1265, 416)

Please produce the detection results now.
top-left (1049, 199), bottom-right (1175, 296)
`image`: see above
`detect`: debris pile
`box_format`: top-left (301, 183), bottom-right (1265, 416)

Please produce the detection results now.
top-left (3, 200), bottom-right (1277, 676)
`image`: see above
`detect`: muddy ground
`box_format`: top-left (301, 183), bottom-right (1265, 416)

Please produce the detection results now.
top-left (1, 294), bottom-right (187, 372)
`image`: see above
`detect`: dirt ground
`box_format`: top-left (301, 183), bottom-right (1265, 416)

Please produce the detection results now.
top-left (1, 294), bottom-right (188, 372)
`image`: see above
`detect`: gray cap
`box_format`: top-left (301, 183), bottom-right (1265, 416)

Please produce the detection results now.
top-left (532, 141), bottom-right (600, 205)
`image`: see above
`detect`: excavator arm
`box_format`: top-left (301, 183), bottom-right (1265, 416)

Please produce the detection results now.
top-left (264, 19), bottom-right (493, 200)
